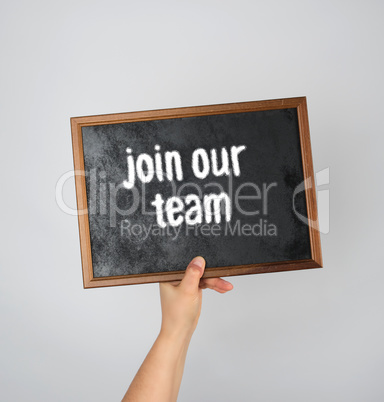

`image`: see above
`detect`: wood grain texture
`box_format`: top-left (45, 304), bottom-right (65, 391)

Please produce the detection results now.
top-left (71, 119), bottom-right (94, 288)
top-left (296, 99), bottom-right (323, 267)
top-left (71, 97), bottom-right (322, 289)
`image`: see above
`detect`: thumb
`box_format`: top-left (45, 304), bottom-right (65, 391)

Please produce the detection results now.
top-left (180, 256), bottom-right (206, 294)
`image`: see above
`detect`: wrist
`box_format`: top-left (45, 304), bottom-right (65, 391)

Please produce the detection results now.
top-left (159, 325), bottom-right (194, 346)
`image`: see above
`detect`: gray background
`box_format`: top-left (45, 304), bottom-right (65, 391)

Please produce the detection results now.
top-left (0, 1), bottom-right (383, 401)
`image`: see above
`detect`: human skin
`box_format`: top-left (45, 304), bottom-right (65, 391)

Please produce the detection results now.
top-left (122, 256), bottom-right (233, 402)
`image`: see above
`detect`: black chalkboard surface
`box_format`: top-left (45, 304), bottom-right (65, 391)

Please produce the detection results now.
top-left (71, 97), bottom-right (322, 288)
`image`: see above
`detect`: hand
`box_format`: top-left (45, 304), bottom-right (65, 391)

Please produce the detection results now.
top-left (159, 256), bottom-right (233, 340)
top-left (123, 257), bottom-right (233, 402)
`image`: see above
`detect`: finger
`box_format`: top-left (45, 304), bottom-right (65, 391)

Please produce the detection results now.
top-left (199, 277), bottom-right (233, 293)
top-left (200, 277), bottom-right (233, 290)
top-left (179, 256), bottom-right (206, 294)
top-left (199, 283), bottom-right (228, 293)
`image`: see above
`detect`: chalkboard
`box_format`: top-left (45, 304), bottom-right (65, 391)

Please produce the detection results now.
top-left (71, 97), bottom-right (322, 288)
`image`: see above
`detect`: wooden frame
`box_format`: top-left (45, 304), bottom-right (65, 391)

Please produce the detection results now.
top-left (71, 96), bottom-right (322, 288)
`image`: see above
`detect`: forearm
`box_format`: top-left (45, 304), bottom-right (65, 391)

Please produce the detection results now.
top-left (122, 329), bottom-right (192, 402)
top-left (122, 257), bottom-right (232, 401)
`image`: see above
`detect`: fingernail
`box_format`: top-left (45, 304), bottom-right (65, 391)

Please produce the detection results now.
top-left (191, 256), bottom-right (205, 268)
